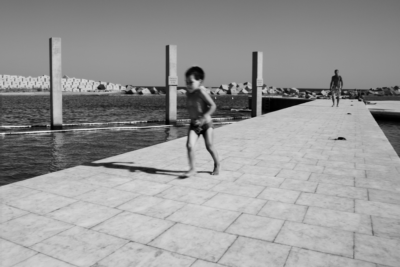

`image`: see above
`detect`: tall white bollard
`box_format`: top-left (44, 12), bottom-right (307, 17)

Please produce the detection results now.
top-left (50, 37), bottom-right (63, 129)
top-left (251, 51), bottom-right (263, 117)
top-left (166, 45), bottom-right (178, 124)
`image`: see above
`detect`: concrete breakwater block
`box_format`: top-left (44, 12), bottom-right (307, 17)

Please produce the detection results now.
top-left (177, 89), bottom-right (186, 95)
top-left (217, 90), bottom-right (227, 95)
top-left (125, 86), bottom-right (137, 94)
top-left (228, 88), bottom-right (238, 95)
top-left (239, 89), bottom-right (249, 94)
top-left (219, 84), bottom-right (228, 90)
top-left (137, 88), bottom-right (151, 95)
top-left (150, 87), bottom-right (158, 94)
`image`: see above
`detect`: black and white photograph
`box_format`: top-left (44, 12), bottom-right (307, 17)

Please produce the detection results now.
top-left (1, 0), bottom-right (399, 266)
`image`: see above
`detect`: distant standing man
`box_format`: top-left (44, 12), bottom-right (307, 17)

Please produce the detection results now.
top-left (330, 69), bottom-right (343, 107)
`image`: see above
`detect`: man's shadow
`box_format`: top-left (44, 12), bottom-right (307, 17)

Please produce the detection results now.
top-left (83, 161), bottom-right (210, 179)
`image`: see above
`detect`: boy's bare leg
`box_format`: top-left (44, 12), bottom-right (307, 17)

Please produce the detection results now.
top-left (204, 128), bottom-right (220, 175)
top-left (336, 95), bottom-right (340, 107)
top-left (331, 94), bottom-right (335, 107)
top-left (185, 130), bottom-right (199, 177)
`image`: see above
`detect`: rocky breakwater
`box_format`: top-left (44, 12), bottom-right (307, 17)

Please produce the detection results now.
top-left (124, 82), bottom-right (300, 97)
top-left (367, 86), bottom-right (400, 96)
top-left (310, 86), bottom-right (400, 100)
top-left (0, 74), bottom-right (126, 93)
top-left (125, 86), bottom-right (164, 95)
top-left (208, 82), bottom-right (300, 97)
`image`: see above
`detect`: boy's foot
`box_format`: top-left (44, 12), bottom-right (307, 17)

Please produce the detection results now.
top-left (211, 164), bottom-right (220, 175)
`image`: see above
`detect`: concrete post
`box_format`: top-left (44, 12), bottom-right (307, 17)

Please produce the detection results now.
top-left (251, 51), bottom-right (263, 117)
top-left (166, 45), bottom-right (178, 124)
top-left (50, 37), bottom-right (63, 129)
top-left (0, 95), bottom-right (2, 126)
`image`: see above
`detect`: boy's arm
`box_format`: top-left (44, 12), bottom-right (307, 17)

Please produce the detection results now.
top-left (199, 88), bottom-right (217, 118)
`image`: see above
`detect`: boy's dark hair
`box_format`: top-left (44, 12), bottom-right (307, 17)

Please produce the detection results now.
top-left (185, 66), bottom-right (205, 81)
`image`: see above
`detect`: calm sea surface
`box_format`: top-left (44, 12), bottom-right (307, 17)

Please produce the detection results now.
top-left (0, 95), bottom-right (398, 186)
top-left (0, 94), bottom-right (250, 125)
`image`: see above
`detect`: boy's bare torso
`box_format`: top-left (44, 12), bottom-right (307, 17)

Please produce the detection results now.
top-left (186, 87), bottom-right (212, 123)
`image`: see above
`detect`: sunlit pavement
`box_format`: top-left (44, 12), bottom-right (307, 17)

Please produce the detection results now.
top-left (1, 100), bottom-right (400, 267)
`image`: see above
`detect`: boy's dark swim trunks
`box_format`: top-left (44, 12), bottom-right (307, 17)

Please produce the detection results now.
top-left (189, 121), bottom-right (213, 136)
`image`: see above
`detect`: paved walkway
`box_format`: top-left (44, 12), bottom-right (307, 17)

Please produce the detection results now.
top-left (1, 100), bottom-right (400, 267)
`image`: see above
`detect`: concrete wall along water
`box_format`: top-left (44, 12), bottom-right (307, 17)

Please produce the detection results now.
top-left (248, 96), bottom-right (314, 112)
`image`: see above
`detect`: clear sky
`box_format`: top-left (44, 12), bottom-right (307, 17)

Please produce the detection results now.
top-left (0, 0), bottom-right (399, 88)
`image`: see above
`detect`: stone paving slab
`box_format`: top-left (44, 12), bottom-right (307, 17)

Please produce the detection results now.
top-left (0, 238), bottom-right (38, 267)
top-left (2, 100), bottom-right (400, 266)
top-left (12, 253), bottom-right (76, 267)
top-left (31, 226), bottom-right (128, 267)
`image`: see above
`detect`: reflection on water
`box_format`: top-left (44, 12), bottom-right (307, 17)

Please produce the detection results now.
top-left (50, 133), bottom-right (67, 172)
top-left (165, 126), bottom-right (181, 141)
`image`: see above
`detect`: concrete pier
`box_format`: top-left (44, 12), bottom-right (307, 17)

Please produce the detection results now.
top-left (1, 100), bottom-right (400, 267)
top-left (49, 37), bottom-right (63, 130)
top-left (166, 45), bottom-right (178, 124)
top-left (251, 51), bottom-right (263, 117)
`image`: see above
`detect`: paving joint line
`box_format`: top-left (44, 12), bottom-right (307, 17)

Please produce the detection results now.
top-left (352, 232), bottom-right (356, 259)
top-left (6, 196), bottom-right (79, 217)
top-left (282, 246), bottom-right (293, 267)
top-left (272, 220), bottom-right (287, 243)
top-left (146, 221), bottom-right (178, 245)
top-left (27, 220), bottom-right (76, 248)
top-left (162, 202), bottom-right (189, 221)
top-left (26, 250), bottom-right (81, 267)
top-left (221, 211), bottom-right (244, 232)
top-left (215, 235), bottom-right (239, 264)
top-left (255, 200), bottom-right (269, 216)
top-left (272, 231), bottom-right (357, 261)
top-left (301, 206), bottom-right (310, 223)
top-left (90, 239), bottom-right (130, 267)
top-left (370, 215), bottom-right (375, 237)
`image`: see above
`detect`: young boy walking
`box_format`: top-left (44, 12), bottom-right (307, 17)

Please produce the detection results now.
top-left (184, 66), bottom-right (220, 177)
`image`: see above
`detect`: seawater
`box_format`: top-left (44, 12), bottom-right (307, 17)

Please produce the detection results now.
top-left (0, 95), bottom-right (250, 185)
top-left (372, 114), bottom-right (400, 157)
top-left (0, 94), bottom-right (250, 125)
